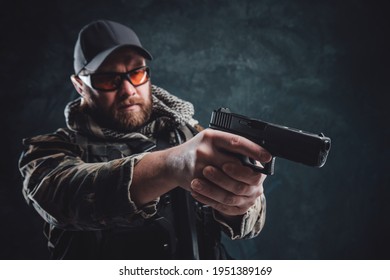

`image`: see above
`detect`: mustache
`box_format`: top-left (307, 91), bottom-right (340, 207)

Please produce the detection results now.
top-left (117, 97), bottom-right (144, 107)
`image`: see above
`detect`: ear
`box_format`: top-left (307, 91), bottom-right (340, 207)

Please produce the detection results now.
top-left (70, 75), bottom-right (85, 97)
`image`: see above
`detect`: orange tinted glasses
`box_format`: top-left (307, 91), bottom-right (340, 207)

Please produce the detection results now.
top-left (80, 66), bottom-right (150, 91)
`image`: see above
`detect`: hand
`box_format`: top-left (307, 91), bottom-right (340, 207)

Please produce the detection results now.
top-left (191, 162), bottom-right (267, 217)
top-left (167, 129), bottom-right (271, 216)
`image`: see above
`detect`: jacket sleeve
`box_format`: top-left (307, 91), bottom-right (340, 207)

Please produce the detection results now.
top-left (18, 129), bottom-right (158, 231)
top-left (213, 194), bottom-right (266, 240)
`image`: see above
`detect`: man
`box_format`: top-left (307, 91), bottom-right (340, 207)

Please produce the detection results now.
top-left (19, 19), bottom-right (271, 259)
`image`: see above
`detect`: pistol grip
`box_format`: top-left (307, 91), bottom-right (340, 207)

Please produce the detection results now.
top-left (240, 156), bottom-right (275, 175)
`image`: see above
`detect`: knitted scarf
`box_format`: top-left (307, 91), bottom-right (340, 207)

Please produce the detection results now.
top-left (65, 85), bottom-right (197, 140)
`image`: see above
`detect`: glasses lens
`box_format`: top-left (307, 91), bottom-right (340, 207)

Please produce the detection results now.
top-left (129, 67), bottom-right (149, 86)
top-left (91, 73), bottom-right (121, 91)
top-left (89, 67), bottom-right (150, 91)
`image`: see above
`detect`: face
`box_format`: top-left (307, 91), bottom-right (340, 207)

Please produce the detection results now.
top-left (77, 48), bottom-right (153, 132)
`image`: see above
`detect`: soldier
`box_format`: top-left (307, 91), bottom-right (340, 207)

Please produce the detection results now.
top-left (19, 19), bottom-right (270, 259)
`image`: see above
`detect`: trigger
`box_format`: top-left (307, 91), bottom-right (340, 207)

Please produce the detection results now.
top-left (239, 155), bottom-right (275, 175)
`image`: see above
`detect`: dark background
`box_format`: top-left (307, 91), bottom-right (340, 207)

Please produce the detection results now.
top-left (1, 0), bottom-right (389, 259)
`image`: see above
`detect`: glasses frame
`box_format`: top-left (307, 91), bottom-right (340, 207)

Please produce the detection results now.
top-left (79, 66), bottom-right (151, 91)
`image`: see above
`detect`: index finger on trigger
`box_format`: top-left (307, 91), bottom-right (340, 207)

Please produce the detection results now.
top-left (212, 130), bottom-right (272, 163)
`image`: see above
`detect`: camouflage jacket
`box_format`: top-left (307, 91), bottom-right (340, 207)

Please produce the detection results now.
top-left (18, 86), bottom-right (266, 259)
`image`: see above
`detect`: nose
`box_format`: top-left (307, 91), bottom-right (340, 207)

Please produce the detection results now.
top-left (119, 78), bottom-right (137, 97)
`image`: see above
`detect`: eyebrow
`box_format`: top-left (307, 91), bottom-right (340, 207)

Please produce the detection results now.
top-left (92, 65), bottom-right (148, 75)
top-left (94, 64), bottom-right (146, 74)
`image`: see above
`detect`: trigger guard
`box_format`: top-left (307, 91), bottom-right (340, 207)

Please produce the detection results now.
top-left (239, 155), bottom-right (275, 175)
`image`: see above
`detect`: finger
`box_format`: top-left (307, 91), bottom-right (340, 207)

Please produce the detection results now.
top-left (191, 178), bottom-right (249, 207)
top-left (222, 163), bottom-right (266, 187)
top-left (202, 165), bottom-right (263, 196)
top-left (191, 190), bottom-right (249, 216)
top-left (205, 129), bottom-right (272, 163)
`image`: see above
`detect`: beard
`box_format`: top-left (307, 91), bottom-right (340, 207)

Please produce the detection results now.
top-left (87, 91), bottom-right (153, 133)
top-left (110, 98), bottom-right (153, 132)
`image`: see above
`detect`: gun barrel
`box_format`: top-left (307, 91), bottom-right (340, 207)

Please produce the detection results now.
top-left (209, 108), bottom-right (331, 168)
top-left (264, 124), bottom-right (331, 167)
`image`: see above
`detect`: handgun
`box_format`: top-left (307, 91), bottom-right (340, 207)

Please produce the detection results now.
top-left (209, 108), bottom-right (331, 175)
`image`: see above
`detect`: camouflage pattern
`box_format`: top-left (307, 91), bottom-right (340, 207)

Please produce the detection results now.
top-left (18, 86), bottom-right (266, 258)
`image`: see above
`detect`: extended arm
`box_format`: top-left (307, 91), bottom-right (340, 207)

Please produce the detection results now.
top-left (19, 128), bottom-right (270, 238)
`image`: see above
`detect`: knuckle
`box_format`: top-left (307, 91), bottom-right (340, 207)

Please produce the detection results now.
top-left (254, 188), bottom-right (263, 198)
top-left (247, 172), bottom-right (263, 186)
top-left (223, 194), bottom-right (237, 206)
top-left (230, 135), bottom-right (242, 147)
top-left (234, 184), bottom-right (248, 196)
top-left (254, 175), bottom-right (263, 186)
top-left (216, 204), bottom-right (230, 214)
top-left (201, 129), bottom-right (214, 141)
top-left (203, 165), bottom-right (216, 178)
top-left (195, 147), bottom-right (207, 159)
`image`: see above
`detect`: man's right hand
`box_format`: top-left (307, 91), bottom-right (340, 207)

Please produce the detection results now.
top-left (167, 129), bottom-right (271, 216)
top-left (131, 129), bottom-right (271, 216)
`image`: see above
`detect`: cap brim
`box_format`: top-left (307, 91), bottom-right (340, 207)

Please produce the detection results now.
top-left (83, 44), bottom-right (153, 73)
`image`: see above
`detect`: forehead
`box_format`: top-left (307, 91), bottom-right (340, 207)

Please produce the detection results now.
top-left (98, 47), bottom-right (146, 71)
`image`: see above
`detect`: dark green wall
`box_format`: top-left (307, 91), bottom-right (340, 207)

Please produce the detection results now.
top-left (1, 0), bottom-right (389, 259)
